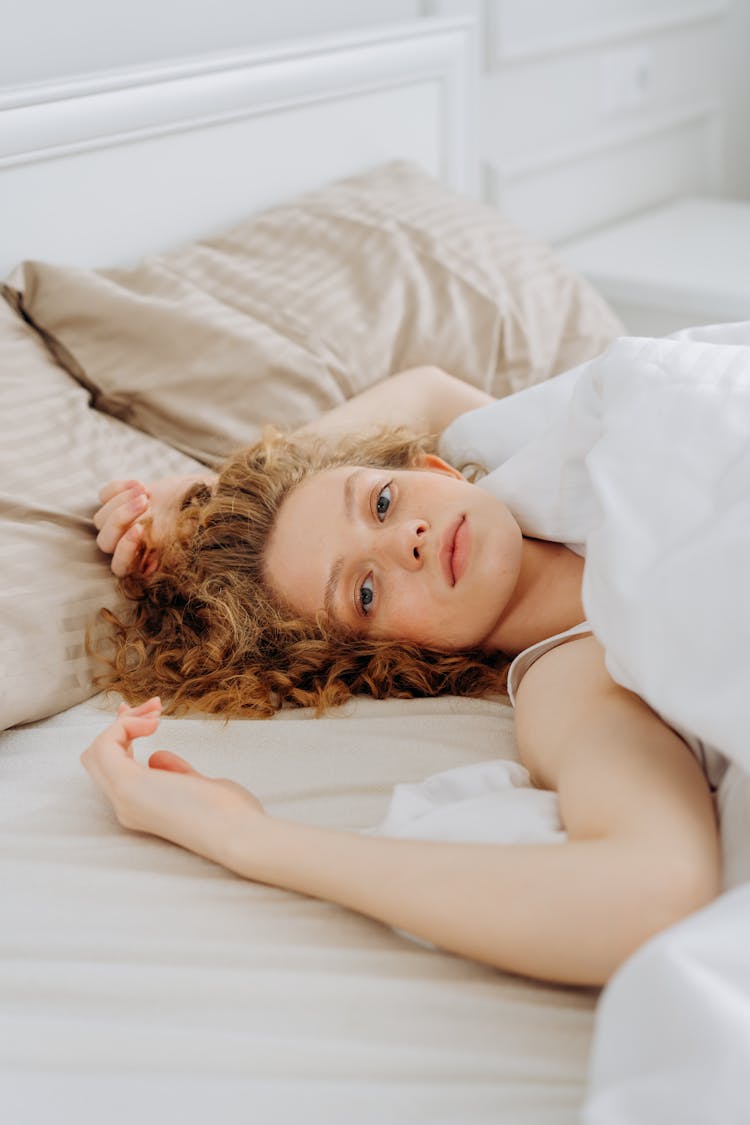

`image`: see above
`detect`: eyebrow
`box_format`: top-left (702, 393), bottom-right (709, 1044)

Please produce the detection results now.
top-left (323, 468), bottom-right (366, 619)
top-left (324, 556), bottom-right (344, 619)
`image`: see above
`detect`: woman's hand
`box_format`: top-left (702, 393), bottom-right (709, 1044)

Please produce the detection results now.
top-left (93, 473), bottom-right (215, 577)
top-left (80, 699), bottom-right (266, 870)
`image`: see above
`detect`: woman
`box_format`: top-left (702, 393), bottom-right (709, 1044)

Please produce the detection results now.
top-left (82, 366), bottom-right (721, 987)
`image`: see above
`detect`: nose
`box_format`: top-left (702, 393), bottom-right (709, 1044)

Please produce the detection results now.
top-left (375, 519), bottom-right (427, 570)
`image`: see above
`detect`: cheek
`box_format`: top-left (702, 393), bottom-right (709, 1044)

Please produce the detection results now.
top-left (375, 587), bottom-right (432, 644)
top-left (380, 587), bottom-right (461, 648)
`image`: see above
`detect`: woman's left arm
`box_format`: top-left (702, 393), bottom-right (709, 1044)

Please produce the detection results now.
top-left (294, 366), bottom-right (494, 441)
top-left (82, 647), bottom-right (721, 987)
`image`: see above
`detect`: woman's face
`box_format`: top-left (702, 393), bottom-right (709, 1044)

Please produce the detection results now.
top-left (264, 456), bottom-right (523, 651)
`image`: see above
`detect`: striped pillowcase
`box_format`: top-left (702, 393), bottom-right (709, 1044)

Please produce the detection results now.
top-left (11, 161), bottom-right (622, 467)
top-left (0, 298), bottom-right (202, 729)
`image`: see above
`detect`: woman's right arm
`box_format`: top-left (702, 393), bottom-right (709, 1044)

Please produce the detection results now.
top-left (511, 634), bottom-right (721, 980)
top-left (81, 637), bottom-right (720, 986)
top-left (95, 367), bottom-right (493, 576)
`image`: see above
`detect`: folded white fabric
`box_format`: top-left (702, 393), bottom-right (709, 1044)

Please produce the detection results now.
top-left (364, 758), bottom-right (565, 845)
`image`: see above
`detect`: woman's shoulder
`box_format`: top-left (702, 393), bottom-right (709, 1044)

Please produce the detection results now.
top-left (507, 622), bottom-right (593, 706)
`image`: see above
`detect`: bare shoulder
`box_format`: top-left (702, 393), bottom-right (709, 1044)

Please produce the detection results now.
top-left (513, 633), bottom-right (618, 788)
top-left (513, 633), bottom-right (719, 862)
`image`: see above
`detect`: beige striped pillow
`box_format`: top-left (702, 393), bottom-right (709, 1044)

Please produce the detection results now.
top-left (11, 162), bottom-right (622, 467)
top-left (0, 297), bottom-right (203, 729)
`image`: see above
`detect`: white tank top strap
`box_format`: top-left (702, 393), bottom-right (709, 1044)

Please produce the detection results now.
top-left (507, 622), bottom-right (593, 707)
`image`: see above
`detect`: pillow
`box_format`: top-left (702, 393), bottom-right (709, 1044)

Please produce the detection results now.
top-left (8, 162), bottom-right (622, 467)
top-left (0, 296), bottom-right (203, 730)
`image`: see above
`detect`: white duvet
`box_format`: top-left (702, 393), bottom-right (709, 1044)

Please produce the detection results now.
top-left (376, 323), bottom-right (750, 1124)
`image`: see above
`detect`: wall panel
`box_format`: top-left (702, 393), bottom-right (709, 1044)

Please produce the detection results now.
top-left (479, 0), bottom-right (728, 239)
top-left (491, 0), bottom-right (726, 62)
top-left (489, 107), bottom-right (719, 243)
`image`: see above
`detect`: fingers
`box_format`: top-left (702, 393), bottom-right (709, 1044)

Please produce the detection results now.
top-left (148, 750), bottom-right (202, 775)
top-left (94, 483), bottom-right (150, 540)
top-left (116, 700), bottom-right (162, 747)
top-left (110, 523), bottom-right (146, 578)
top-left (139, 548), bottom-right (161, 579)
top-left (117, 697), bottom-right (162, 719)
top-left (81, 699), bottom-right (162, 774)
top-left (94, 486), bottom-right (149, 552)
top-left (94, 481), bottom-right (162, 577)
top-left (93, 485), bottom-right (137, 533)
top-left (97, 479), bottom-right (149, 506)
top-left (117, 711), bottom-right (162, 748)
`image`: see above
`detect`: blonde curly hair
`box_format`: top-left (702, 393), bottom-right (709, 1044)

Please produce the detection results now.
top-left (97, 426), bottom-right (509, 716)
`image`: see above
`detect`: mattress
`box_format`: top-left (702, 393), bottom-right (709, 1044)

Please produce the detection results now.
top-left (0, 693), bottom-right (596, 1124)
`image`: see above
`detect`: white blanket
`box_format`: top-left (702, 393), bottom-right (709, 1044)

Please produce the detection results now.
top-left (375, 323), bottom-right (750, 1124)
top-left (442, 320), bottom-right (750, 777)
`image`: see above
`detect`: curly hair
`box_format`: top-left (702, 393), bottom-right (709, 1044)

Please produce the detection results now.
top-left (96, 426), bottom-right (509, 717)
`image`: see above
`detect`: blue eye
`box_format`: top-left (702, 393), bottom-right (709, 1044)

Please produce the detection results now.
top-left (359, 574), bottom-right (375, 615)
top-left (376, 483), bottom-right (392, 521)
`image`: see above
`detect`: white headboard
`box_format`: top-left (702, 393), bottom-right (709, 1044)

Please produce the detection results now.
top-left (0, 18), bottom-right (477, 276)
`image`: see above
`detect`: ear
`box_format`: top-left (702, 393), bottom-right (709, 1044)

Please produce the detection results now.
top-left (417, 452), bottom-right (464, 481)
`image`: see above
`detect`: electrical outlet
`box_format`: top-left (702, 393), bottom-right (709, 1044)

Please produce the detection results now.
top-left (601, 45), bottom-right (653, 114)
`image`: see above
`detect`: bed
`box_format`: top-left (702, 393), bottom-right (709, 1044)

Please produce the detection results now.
top-left (0, 17), bottom-right (668, 1124)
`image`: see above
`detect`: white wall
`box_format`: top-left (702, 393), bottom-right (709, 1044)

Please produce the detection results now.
top-left (428, 0), bottom-right (748, 242)
top-left (720, 0), bottom-right (750, 198)
top-left (4, 0), bottom-right (748, 241)
top-left (479, 0), bottom-right (730, 242)
top-left (0, 0), bottom-right (421, 84)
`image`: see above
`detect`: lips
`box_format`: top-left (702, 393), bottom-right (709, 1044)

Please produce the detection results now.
top-left (440, 515), bottom-right (466, 587)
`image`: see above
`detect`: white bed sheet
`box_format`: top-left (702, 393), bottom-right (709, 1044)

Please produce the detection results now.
top-left (1, 693), bottom-right (596, 1125)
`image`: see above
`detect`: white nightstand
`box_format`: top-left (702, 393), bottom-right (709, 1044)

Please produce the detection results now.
top-left (561, 197), bottom-right (750, 336)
